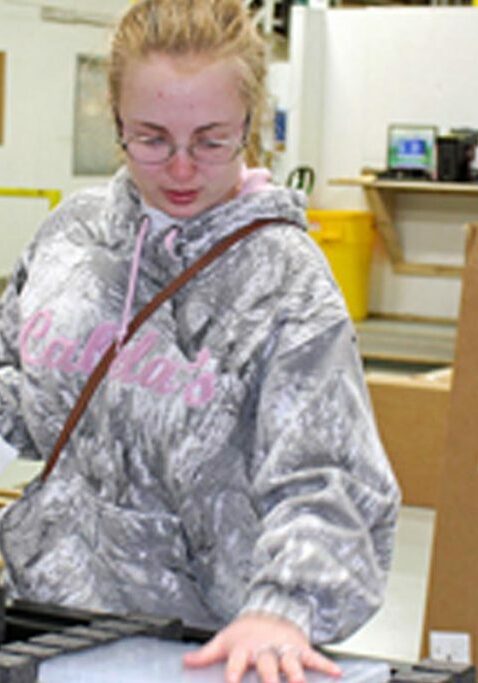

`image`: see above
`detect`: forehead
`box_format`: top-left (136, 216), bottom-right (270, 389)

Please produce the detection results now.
top-left (119, 53), bottom-right (245, 127)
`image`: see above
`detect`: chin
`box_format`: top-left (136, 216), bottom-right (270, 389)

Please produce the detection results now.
top-left (142, 196), bottom-right (198, 219)
top-left (163, 203), bottom-right (204, 219)
top-left (159, 196), bottom-right (218, 220)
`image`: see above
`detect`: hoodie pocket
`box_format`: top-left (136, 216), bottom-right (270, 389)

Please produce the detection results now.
top-left (0, 473), bottom-right (212, 623)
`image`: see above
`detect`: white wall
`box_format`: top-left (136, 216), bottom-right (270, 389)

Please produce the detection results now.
top-left (0, 0), bottom-right (126, 275)
top-left (287, 5), bottom-right (478, 319)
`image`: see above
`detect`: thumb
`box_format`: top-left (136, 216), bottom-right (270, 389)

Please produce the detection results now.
top-left (183, 634), bottom-right (226, 668)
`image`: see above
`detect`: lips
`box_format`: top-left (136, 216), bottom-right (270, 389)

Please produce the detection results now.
top-left (164, 189), bottom-right (199, 205)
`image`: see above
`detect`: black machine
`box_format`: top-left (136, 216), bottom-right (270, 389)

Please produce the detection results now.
top-left (0, 596), bottom-right (475, 683)
top-left (436, 129), bottom-right (478, 182)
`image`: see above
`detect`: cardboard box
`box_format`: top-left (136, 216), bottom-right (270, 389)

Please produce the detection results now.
top-left (422, 224), bottom-right (478, 664)
top-left (367, 369), bottom-right (451, 508)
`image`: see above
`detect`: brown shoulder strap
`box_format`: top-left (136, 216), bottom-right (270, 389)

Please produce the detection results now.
top-left (40, 217), bottom-right (277, 482)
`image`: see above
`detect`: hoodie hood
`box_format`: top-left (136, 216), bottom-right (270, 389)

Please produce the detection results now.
top-left (109, 165), bottom-right (309, 345)
top-left (104, 166), bottom-right (308, 271)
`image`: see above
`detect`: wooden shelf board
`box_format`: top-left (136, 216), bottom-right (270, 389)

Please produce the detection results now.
top-left (356, 317), bottom-right (456, 366)
top-left (330, 175), bottom-right (478, 194)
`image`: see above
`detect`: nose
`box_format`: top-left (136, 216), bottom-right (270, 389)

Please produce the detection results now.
top-left (166, 146), bottom-right (197, 181)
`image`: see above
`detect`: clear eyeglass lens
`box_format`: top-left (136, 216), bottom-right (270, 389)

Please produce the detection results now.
top-left (125, 135), bottom-right (239, 165)
top-left (127, 138), bottom-right (171, 164)
top-left (192, 139), bottom-right (237, 163)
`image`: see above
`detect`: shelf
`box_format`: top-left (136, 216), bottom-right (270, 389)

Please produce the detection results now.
top-left (332, 174), bottom-right (478, 195)
top-left (356, 317), bottom-right (456, 367)
top-left (329, 174), bottom-right (478, 276)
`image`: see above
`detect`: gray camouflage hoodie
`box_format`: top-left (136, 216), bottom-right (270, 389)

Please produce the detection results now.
top-left (0, 166), bottom-right (400, 644)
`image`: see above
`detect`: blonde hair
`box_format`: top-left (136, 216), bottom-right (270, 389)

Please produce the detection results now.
top-left (108, 0), bottom-right (268, 166)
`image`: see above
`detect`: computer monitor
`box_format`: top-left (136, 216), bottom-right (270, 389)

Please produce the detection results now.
top-left (387, 124), bottom-right (438, 178)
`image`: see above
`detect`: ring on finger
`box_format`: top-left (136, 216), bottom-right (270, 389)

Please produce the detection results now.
top-left (277, 644), bottom-right (303, 660)
top-left (253, 644), bottom-right (303, 664)
top-left (253, 644), bottom-right (280, 664)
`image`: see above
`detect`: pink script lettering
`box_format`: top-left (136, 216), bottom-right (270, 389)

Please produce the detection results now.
top-left (20, 310), bottom-right (216, 407)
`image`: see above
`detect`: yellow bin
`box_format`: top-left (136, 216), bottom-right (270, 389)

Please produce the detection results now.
top-left (306, 209), bottom-right (375, 321)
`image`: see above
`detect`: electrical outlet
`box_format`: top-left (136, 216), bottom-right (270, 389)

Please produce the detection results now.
top-left (429, 631), bottom-right (472, 664)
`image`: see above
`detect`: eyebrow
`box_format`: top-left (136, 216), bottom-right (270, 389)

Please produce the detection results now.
top-left (132, 120), bottom-right (235, 135)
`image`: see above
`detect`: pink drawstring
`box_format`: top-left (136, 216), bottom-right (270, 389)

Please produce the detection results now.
top-left (164, 227), bottom-right (180, 261)
top-left (116, 214), bottom-right (151, 349)
top-left (115, 166), bottom-right (270, 350)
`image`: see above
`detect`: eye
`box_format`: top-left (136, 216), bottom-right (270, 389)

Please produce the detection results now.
top-left (195, 137), bottom-right (230, 150)
top-left (140, 134), bottom-right (170, 148)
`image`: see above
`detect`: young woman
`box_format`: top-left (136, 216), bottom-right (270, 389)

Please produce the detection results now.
top-left (0, 2), bottom-right (400, 682)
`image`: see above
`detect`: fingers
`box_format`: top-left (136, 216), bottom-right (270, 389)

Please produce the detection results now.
top-left (183, 634), bottom-right (225, 668)
top-left (225, 647), bottom-right (250, 683)
top-left (257, 645), bottom-right (339, 683)
top-left (275, 646), bottom-right (341, 683)
top-left (255, 646), bottom-right (281, 683)
top-left (183, 614), bottom-right (342, 683)
top-left (302, 647), bottom-right (342, 677)
top-left (280, 648), bottom-right (307, 683)
top-left (186, 642), bottom-right (340, 683)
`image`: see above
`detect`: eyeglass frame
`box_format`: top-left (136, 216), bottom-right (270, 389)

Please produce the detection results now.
top-left (118, 113), bottom-right (251, 166)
